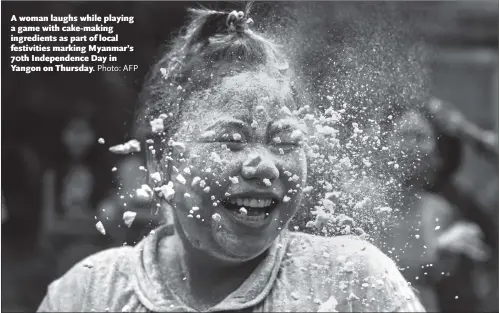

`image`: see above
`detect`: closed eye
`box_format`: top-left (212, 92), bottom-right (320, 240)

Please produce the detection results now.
top-left (217, 133), bottom-right (247, 151)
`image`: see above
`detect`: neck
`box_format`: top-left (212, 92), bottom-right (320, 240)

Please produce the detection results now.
top-left (170, 225), bottom-right (267, 309)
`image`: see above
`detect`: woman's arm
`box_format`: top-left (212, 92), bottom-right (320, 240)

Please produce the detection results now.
top-left (418, 193), bottom-right (490, 282)
top-left (419, 193), bottom-right (457, 265)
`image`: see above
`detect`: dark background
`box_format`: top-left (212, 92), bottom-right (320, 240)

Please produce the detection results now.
top-left (1, 1), bottom-right (498, 311)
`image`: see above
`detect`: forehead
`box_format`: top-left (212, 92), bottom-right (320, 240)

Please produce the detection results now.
top-left (183, 71), bottom-right (296, 122)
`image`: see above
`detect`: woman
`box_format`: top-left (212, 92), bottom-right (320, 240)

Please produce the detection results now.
top-left (37, 7), bottom-right (424, 312)
top-left (376, 102), bottom-right (497, 312)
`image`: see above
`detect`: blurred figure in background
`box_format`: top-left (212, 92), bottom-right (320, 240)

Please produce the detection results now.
top-left (375, 99), bottom-right (498, 312)
top-left (58, 114), bottom-right (97, 218)
top-left (39, 105), bottom-right (116, 277)
top-left (98, 154), bottom-right (167, 247)
top-left (1, 143), bottom-right (52, 312)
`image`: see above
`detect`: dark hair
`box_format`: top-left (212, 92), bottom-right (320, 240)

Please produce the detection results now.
top-left (133, 5), bottom-right (305, 162)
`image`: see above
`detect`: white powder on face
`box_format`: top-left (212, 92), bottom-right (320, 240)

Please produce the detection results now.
top-left (210, 152), bottom-right (223, 165)
top-left (201, 130), bottom-right (216, 140)
top-left (263, 178), bottom-right (272, 186)
top-left (233, 133), bottom-right (242, 141)
top-left (280, 106), bottom-right (292, 116)
top-left (171, 141), bottom-right (186, 153)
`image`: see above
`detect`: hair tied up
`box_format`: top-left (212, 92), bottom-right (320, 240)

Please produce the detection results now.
top-left (226, 10), bottom-right (253, 33)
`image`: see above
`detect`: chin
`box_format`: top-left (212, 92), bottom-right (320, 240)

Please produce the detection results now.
top-left (211, 224), bottom-right (276, 261)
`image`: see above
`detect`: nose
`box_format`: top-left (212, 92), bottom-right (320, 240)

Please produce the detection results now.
top-left (241, 153), bottom-right (279, 182)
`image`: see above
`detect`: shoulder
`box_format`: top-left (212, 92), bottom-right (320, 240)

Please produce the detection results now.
top-left (37, 246), bottom-right (136, 312)
top-left (287, 231), bottom-right (381, 259)
top-left (287, 231), bottom-right (394, 274)
top-left (286, 232), bottom-right (425, 312)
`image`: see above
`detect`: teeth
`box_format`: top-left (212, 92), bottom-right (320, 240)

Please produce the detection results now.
top-left (228, 198), bottom-right (274, 208)
top-left (232, 210), bottom-right (266, 222)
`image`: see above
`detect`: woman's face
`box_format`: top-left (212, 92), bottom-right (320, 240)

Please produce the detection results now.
top-left (386, 110), bottom-right (437, 183)
top-left (160, 71), bottom-right (307, 261)
top-left (62, 118), bottom-right (95, 158)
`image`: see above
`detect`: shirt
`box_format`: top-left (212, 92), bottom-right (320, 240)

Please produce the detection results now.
top-left (37, 225), bottom-right (425, 312)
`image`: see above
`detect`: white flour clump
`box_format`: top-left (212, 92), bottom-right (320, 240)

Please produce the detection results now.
top-left (212, 213), bottom-right (221, 221)
top-left (150, 117), bottom-right (165, 133)
top-left (171, 141), bottom-right (186, 153)
top-left (176, 174), bottom-right (187, 185)
top-left (160, 68), bottom-right (168, 79)
top-left (317, 295), bottom-right (338, 312)
top-left (95, 221), bottom-right (106, 235)
top-left (376, 206), bottom-right (393, 214)
top-left (314, 210), bottom-right (331, 230)
top-left (302, 186), bottom-right (313, 193)
top-left (98, 138), bottom-right (105, 144)
top-left (191, 176), bottom-right (201, 186)
top-left (136, 184), bottom-right (153, 201)
top-left (123, 211), bottom-right (137, 227)
top-left (155, 182), bottom-right (175, 200)
top-left (233, 133), bottom-right (242, 141)
top-left (150, 172), bottom-right (161, 183)
top-left (280, 106), bottom-right (292, 116)
top-left (323, 198), bottom-right (335, 212)
top-left (354, 197), bottom-right (370, 210)
top-left (263, 178), bottom-right (272, 186)
top-left (109, 139), bottom-right (141, 155)
top-left (210, 152), bottom-right (223, 165)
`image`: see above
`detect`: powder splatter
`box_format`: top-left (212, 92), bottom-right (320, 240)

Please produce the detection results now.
top-left (123, 211), bottom-right (137, 228)
top-left (109, 139), bottom-right (141, 155)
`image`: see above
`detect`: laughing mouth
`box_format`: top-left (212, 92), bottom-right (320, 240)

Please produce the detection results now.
top-left (221, 197), bottom-right (279, 224)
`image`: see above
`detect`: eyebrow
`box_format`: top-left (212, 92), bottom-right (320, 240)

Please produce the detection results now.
top-left (205, 118), bottom-right (252, 133)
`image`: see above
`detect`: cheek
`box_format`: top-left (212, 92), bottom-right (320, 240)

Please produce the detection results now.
top-left (170, 145), bottom-right (230, 208)
top-left (285, 149), bottom-right (307, 176)
top-left (280, 149), bottom-right (307, 203)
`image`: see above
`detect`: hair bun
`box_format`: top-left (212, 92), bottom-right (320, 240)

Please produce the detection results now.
top-left (226, 10), bottom-right (253, 33)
